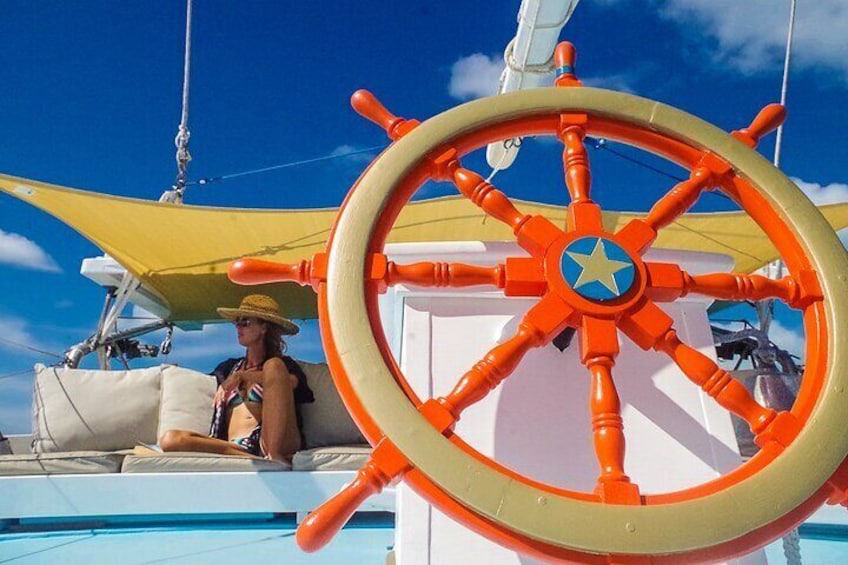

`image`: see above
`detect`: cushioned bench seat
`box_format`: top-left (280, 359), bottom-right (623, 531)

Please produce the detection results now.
top-left (0, 451), bottom-right (126, 475)
top-left (121, 451), bottom-right (292, 473)
top-left (117, 444), bottom-right (371, 473)
top-left (0, 444), bottom-right (372, 475)
top-left (1, 361), bottom-right (371, 476)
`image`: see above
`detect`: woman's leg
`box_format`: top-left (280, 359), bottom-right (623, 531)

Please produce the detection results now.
top-left (260, 368), bottom-right (302, 462)
top-left (158, 429), bottom-right (257, 457)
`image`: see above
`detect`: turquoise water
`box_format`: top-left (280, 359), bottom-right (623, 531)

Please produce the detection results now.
top-left (764, 539), bottom-right (847, 564)
top-left (0, 516), bottom-right (394, 564)
top-left (2, 514), bottom-right (844, 564)
top-left (763, 525), bottom-right (848, 564)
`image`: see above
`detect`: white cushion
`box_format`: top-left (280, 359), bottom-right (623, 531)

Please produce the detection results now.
top-left (33, 364), bottom-right (162, 453)
top-left (32, 364), bottom-right (217, 454)
top-left (157, 366), bottom-right (217, 438)
top-left (296, 361), bottom-right (367, 449)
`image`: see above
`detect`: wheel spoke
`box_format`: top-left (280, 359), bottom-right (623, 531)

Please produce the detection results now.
top-left (616, 297), bottom-right (675, 351)
top-left (351, 89), bottom-right (420, 140)
top-left (558, 121), bottom-right (605, 232)
top-left (655, 329), bottom-right (778, 436)
top-left (684, 270), bottom-right (823, 308)
top-left (561, 125), bottom-right (592, 204)
top-left (616, 165), bottom-right (714, 254)
top-left (430, 295), bottom-right (575, 426)
top-left (644, 165), bottom-right (714, 232)
top-left (228, 254), bottom-right (327, 290)
top-left (731, 103), bottom-right (786, 149)
top-left (452, 166), bottom-right (528, 231)
top-left (644, 263), bottom-right (824, 309)
top-left (647, 263), bottom-right (822, 308)
top-left (450, 165), bottom-right (565, 256)
top-left (504, 257), bottom-right (548, 296)
top-left (580, 317), bottom-right (639, 502)
top-left (368, 255), bottom-right (549, 297)
top-left (587, 358), bottom-right (641, 502)
top-left (384, 259), bottom-right (506, 289)
top-left (296, 438), bottom-right (409, 552)
top-left (436, 320), bottom-right (544, 424)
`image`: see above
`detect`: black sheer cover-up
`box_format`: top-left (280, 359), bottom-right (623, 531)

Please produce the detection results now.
top-left (209, 356), bottom-right (315, 455)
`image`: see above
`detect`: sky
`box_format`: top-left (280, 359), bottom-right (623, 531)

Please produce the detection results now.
top-left (0, 0), bottom-right (846, 434)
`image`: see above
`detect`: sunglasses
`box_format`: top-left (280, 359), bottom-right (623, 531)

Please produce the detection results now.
top-left (233, 317), bottom-right (260, 328)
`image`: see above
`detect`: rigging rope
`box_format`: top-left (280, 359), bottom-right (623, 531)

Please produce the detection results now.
top-left (782, 527), bottom-right (803, 565)
top-left (172, 0), bottom-right (194, 201)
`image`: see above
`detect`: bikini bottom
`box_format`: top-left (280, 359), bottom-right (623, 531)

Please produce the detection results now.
top-left (230, 425), bottom-right (263, 456)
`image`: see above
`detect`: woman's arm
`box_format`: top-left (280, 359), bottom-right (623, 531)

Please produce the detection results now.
top-left (260, 357), bottom-right (301, 461)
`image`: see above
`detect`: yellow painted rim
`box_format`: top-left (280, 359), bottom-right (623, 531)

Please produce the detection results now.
top-left (326, 87), bottom-right (848, 554)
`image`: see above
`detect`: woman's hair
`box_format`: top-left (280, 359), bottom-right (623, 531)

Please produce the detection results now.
top-left (262, 321), bottom-right (288, 359)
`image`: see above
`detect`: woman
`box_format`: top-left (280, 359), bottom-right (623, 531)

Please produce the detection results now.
top-left (159, 294), bottom-right (314, 462)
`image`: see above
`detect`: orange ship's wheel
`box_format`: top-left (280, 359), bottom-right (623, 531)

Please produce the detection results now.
top-left (307, 85), bottom-right (848, 563)
top-left (230, 78), bottom-right (848, 560)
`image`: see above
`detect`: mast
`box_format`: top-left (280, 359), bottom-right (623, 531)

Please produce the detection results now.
top-left (757, 0), bottom-right (797, 336)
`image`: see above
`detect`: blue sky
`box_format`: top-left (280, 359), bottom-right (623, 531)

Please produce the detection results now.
top-left (0, 1), bottom-right (846, 433)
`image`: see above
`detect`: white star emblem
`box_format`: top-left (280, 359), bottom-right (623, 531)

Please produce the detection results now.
top-left (566, 239), bottom-right (632, 296)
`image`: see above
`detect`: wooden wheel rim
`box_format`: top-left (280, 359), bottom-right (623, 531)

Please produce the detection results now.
top-left (324, 87), bottom-right (848, 555)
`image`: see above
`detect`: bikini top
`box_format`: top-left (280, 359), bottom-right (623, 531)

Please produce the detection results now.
top-left (209, 356), bottom-right (315, 443)
top-left (226, 367), bottom-right (264, 406)
top-left (211, 356), bottom-right (315, 405)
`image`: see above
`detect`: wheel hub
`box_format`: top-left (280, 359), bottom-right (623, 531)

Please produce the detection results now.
top-left (560, 236), bottom-right (635, 302)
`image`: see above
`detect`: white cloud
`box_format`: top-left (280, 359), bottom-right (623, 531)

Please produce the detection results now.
top-left (789, 178), bottom-right (847, 250)
top-left (583, 72), bottom-right (639, 94)
top-left (125, 306), bottom-right (324, 369)
top-left (167, 324), bottom-right (241, 363)
top-left (123, 305), bottom-right (239, 365)
top-left (791, 178), bottom-right (848, 206)
top-left (0, 316), bottom-right (38, 353)
top-left (712, 319), bottom-right (805, 363)
top-left (0, 316), bottom-right (63, 366)
top-left (0, 229), bottom-right (61, 272)
top-left (767, 319), bottom-right (805, 362)
top-left (660, 0), bottom-right (848, 81)
top-left (330, 144), bottom-right (376, 164)
top-left (449, 53), bottom-right (503, 100)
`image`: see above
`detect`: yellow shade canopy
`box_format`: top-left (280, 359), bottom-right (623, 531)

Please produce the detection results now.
top-left (2, 172), bottom-right (847, 323)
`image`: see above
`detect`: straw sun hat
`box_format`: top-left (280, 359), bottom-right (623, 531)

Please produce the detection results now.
top-left (217, 294), bottom-right (300, 335)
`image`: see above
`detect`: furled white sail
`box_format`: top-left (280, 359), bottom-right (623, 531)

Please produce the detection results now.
top-left (486, 0), bottom-right (581, 171)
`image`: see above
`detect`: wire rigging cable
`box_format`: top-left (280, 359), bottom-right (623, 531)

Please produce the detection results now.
top-left (0, 368), bottom-right (35, 381)
top-left (0, 336), bottom-right (62, 359)
top-left (188, 144), bottom-right (386, 186)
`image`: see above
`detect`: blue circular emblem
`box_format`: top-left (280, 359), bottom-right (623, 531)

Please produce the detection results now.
top-left (560, 237), bottom-right (635, 301)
